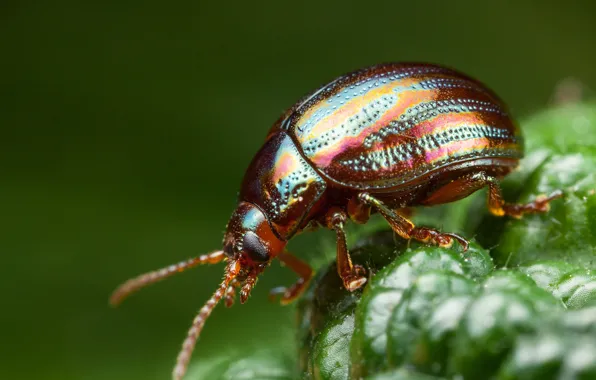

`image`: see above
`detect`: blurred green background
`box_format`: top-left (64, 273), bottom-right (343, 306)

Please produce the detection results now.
top-left (1, 1), bottom-right (595, 379)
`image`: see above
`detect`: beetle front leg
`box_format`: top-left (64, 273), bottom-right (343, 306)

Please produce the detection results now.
top-left (269, 251), bottom-right (313, 305)
top-left (325, 208), bottom-right (368, 291)
top-left (358, 193), bottom-right (469, 250)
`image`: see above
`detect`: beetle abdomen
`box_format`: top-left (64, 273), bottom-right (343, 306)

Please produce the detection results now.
top-left (280, 63), bottom-right (522, 190)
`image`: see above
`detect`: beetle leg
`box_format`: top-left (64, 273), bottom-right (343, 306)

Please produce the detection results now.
top-left (325, 208), bottom-right (368, 291)
top-left (347, 195), bottom-right (372, 224)
top-left (421, 172), bottom-right (563, 218)
top-left (485, 175), bottom-right (563, 218)
top-left (358, 192), bottom-right (470, 251)
top-left (269, 251), bottom-right (313, 305)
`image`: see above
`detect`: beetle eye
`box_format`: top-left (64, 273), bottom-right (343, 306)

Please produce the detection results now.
top-left (242, 231), bottom-right (269, 262)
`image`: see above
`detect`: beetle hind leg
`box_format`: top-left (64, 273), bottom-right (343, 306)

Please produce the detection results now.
top-left (358, 192), bottom-right (470, 251)
top-left (485, 175), bottom-right (563, 218)
top-left (422, 171), bottom-right (563, 218)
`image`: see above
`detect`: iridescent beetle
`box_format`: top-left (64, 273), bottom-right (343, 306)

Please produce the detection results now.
top-left (110, 63), bottom-right (562, 379)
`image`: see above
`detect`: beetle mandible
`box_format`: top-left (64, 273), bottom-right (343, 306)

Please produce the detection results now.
top-left (110, 63), bottom-right (562, 379)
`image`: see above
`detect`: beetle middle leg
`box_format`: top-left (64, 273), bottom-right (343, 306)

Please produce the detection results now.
top-left (269, 251), bottom-right (313, 305)
top-left (358, 193), bottom-right (469, 250)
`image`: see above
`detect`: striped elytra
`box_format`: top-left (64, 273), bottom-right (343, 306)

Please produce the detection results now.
top-left (112, 63), bottom-right (561, 380)
top-left (276, 63), bottom-right (522, 190)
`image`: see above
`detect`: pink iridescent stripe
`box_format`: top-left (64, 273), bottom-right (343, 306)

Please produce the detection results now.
top-left (410, 113), bottom-right (485, 139)
top-left (308, 91), bottom-right (433, 167)
top-left (424, 137), bottom-right (490, 163)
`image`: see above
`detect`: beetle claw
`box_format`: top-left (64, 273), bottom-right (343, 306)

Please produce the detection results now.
top-left (443, 233), bottom-right (470, 251)
top-left (268, 286), bottom-right (288, 303)
top-left (345, 276), bottom-right (367, 292)
top-left (535, 190), bottom-right (564, 212)
top-left (342, 264), bottom-right (368, 291)
top-left (411, 227), bottom-right (469, 251)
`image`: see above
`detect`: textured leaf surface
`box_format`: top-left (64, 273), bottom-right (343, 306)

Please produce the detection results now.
top-left (482, 103), bottom-right (596, 267)
top-left (194, 103), bottom-right (596, 379)
top-left (299, 233), bottom-right (596, 380)
top-left (297, 103), bottom-right (596, 380)
top-left (188, 350), bottom-right (295, 380)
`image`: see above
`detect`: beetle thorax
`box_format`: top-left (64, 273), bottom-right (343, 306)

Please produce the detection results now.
top-left (238, 131), bottom-right (327, 240)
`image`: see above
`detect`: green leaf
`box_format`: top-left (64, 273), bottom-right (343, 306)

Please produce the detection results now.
top-left (448, 286), bottom-right (556, 378)
top-left (366, 367), bottom-right (447, 380)
top-left (350, 242), bottom-right (492, 377)
top-left (297, 230), bottom-right (400, 380)
top-left (298, 100), bottom-right (596, 380)
top-left (386, 271), bottom-right (476, 371)
top-left (196, 103), bottom-right (596, 379)
top-left (520, 262), bottom-right (596, 309)
top-left (497, 331), bottom-right (596, 379)
top-left (485, 103), bottom-right (596, 267)
top-left (188, 350), bottom-right (295, 380)
top-left (300, 231), bottom-right (596, 380)
top-left (310, 314), bottom-right (354, 380)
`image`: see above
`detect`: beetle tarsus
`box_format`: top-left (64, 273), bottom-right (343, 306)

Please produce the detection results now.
top-left (443, 232), bottom-right (470, 251)
top-left (411, 227), bottom-right (469, 251)
top-left (342, 264), bottom-right (368, 291)
top-left (268, 279), bottom-right (307, 304)
top-left (487, 178), bottom-right (564, 218)
top-left (269, 251), bottom-right (314, 304)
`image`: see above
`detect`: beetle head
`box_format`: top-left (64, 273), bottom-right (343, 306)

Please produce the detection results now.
top-left (223, 202), bottom-right (286, 289)
top-left (110, 201), bottom-right (287, 380)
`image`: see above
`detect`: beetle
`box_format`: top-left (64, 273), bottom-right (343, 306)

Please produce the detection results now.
top-left (110, 62), bottom-right (562, 380)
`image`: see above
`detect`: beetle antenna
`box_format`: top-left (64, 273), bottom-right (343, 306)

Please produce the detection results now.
top-left (110, 250), bottom-right (226, 306)
top-left (172, 260), bottom-right (240, 380)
